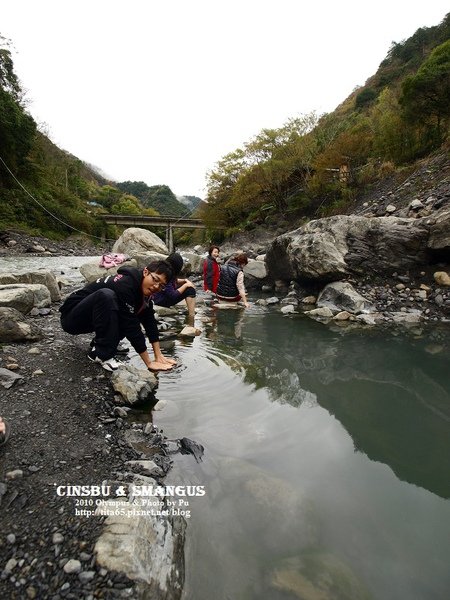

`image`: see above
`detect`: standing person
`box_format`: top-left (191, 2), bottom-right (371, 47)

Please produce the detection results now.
top-left (152, 253), bottom-right (197, 320)
top-left (203, 245), bottom-right (220, 293)
top-left (216, 253), bottom-right (250, 308)
top-left (60, 261), bottom-right (176, 372)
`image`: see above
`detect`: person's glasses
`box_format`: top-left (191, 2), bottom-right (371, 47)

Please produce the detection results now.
top-left (150, 272), bottom-right (166, 291)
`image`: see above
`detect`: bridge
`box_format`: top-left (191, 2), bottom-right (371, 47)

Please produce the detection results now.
top-left (99, 214), bottom-right (224, 251)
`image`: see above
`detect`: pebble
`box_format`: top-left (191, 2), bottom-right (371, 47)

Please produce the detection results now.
top-left (63, 559), bottom-right (81, 574)
top-left (7, 533), bottom-right (16, 544)
top-left (27, 348), bottom-right (41, 355)
top-left (52, 533), bottom-right (64, 544)
top-left (6, 470), bottom-right (24, 480)
top-left (4, 558), bottom-right (17, 573)
top-left (78, 571), bottom-right (96, 583)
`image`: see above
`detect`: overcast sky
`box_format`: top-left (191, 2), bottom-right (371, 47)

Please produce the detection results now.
top-left (2, 1), bottom-right (449, 199)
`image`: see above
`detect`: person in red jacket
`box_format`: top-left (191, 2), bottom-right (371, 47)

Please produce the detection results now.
top-left (203, 245), bottom-right (220, 293)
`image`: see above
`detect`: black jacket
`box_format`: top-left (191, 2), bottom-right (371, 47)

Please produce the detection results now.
top-left (216, 260), bottom-right (242, 298)
top-left (59, 267), bottom-right (158, 354)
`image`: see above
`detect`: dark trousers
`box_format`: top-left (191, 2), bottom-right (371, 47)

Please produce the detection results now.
top-left (60, 289), bottom-right (121, 360)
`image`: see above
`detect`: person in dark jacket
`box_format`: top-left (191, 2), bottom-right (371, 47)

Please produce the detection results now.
top-left (152, 253), bottom-right (196, 319)
top-left (59, 261), bottom-right (176, 372)
top-left (203, 245), bottom-right (220, 293)
top-left (216, 253), bottom-right (249, 308)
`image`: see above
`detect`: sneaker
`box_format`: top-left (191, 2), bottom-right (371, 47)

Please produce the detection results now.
top-left (87, 349), bottom-right (121, 372)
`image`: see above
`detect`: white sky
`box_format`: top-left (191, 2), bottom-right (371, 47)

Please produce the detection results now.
top-left (2, 1), bottom-right (449, 199)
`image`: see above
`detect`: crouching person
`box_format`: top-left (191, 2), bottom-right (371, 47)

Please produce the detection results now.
top-left (59, 261), bottom-right (176, 372)
top-left (152, 253), bottom-right (197, 323)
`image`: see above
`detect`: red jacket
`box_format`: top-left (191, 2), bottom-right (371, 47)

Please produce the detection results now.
top-left (203, 256), bottom-right (220, 292)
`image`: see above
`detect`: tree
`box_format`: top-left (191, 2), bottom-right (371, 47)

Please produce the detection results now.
top-left (400, 39), bottom-right (450, 141)
top-left (0, 36), bottom-right (36, 178)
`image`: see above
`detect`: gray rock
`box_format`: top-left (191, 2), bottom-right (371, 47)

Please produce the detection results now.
top-left (0, 368), bottom-right (25, 389)
top-left (266, 215), bottom-right (429, 283)
top-left (111, 365), bottom-right (158, 406)
top-left (112, 228), bottom-right (168, 255)
top-left (305, 307), bottom-right (334, 319)
top-left (0, 271), bottom-right (61, 301)
top-left (63, 559), bottom-right (82, 574)
top-left (281, 305), bottom-right (296, 314)
top-left (317, 282), bottom-right (374, 314)
top-left (94, 497), bottom-right (185, 596)
top-left (0, 307), bottom-right (42, 343)
top-left (0, 284), bottom-right (51, 314)
top-left (79, 259), bottom-right (137, 283)
top-left (428, 207), bottom-right (450, 255)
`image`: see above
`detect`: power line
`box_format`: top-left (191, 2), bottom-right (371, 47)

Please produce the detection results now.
top-left (0, 154), bottom-right (116, 242)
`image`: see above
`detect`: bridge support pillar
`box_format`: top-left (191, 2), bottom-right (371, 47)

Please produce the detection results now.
top-left (165, 226), bottom-right (174, 253)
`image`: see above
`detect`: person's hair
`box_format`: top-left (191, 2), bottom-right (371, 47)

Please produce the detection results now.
top-left (208, 244), bottom-right (220, 255)
top-left (166, 252), bottom-right (184, 277)
top-left (145, 260), bottom-right (173, 281)
top-left (234, 252), bottom-right (248, 266)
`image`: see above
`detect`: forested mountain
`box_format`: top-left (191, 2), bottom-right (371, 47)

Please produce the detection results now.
top-left (116, 182), bottom-right (188, 217)
top-left (1, 13), bottom-right (449, 241)
top-left (0, 36), bottom-right (196, 239)
top-left (201, 13), bottom-right (450, 235)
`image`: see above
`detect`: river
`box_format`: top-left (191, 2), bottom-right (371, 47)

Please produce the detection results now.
top-left (3, 256), bottom-right (450, 599)
top-left (149, 306), bottom-right (450, 600)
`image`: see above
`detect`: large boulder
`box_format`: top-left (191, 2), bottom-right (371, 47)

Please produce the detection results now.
top-left (0, 307), bottom-right (42, 342)
top-left (0, 271), bottom-right (61, 301)
top-left (266, 215), bottom-right (429, 283)
top-left (182, 252), bottom-right (205, 275)
top-left (131, 253), bottom-right (168, 269)
top-left (112, 228), bottom-right (169, 256)
top-left (244, 258), bottom-right (268, 290)
top-left (0, 284), bottom-right (51, 314)
top-left (317, 282), bottom-right (374, 314)
top-left (427, 207), bottom-right (450, 258)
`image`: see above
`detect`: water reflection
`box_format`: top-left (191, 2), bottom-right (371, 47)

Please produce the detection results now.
top-left (237, 312), bottom-right (450, 499)
top-left (156, 306), bottom-right (450, 600)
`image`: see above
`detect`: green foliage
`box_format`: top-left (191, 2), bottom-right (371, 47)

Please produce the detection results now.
top-left (111, 194), bottom-right (143, 215)
top-left (203, 14), bottom-right (450, 229)
top-left (117, 181), bottom-right (186, 216)
top-left (355, 88), bottom-right (378, 109)
top-left (400, 39), bottom-right (450, 144)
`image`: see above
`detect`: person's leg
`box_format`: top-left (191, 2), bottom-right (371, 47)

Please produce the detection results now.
top-left (61, 289), bottom-right (121, 360)
top-left (0, 416), bottom-right (10, 446)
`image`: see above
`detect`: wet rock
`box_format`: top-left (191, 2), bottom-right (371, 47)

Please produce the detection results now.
top-left (305, 307), bottom-right (334, 319)
top-left (271, 551), bottom-right (372, 600)
top-left (179, 326), bottom-right (201, 337)
top-left (110, 365), bottom-right (158, 406)
top-left (94, 497), bottom-right (185, 595)
top-left (281, 305), bottom-right (296, 314)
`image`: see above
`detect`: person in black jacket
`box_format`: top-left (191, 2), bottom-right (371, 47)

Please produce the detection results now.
top-left (216, 253), bottom-right (249, 308)
top-left (60, 261), bottom-right (176, 372)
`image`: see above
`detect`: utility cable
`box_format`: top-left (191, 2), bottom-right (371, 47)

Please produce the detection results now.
top-left (0, 153), bottom-right (116, 242)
